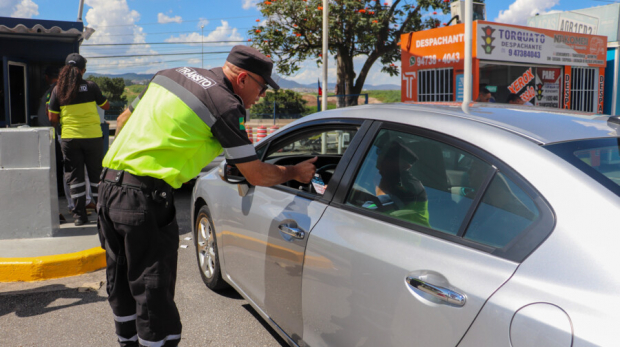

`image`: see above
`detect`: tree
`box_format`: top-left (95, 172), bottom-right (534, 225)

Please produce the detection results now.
top-left (249, 0), bottom-right (457, 106)
top-left (87, 76), bottom-right (127, 115)
top-left (250, 90), bottom-right (309, 118)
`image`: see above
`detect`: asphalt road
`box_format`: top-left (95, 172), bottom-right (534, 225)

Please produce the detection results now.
top-left (0, 185), bottom-right (287, 347)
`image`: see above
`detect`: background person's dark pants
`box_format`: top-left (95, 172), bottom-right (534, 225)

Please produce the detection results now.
top-left (98, 172), bottom-right (182, 347)
top-left (61, 137), bottom-right (103, 220)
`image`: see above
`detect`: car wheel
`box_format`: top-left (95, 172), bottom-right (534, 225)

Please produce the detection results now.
top-left (194, 205), bottom-right (228, 291)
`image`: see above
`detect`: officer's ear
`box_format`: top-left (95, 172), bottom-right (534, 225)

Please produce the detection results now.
top-left (237, 71), bottom-right (249, 90)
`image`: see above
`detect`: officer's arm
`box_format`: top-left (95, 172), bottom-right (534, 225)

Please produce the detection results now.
top-left (100, 100), bottom-right (111, 110)
top-left (236, 157), bottom-right (317, 187)
top-left (115, 108), bottom-right (132, 136)
top-left (48, 110), bottom-right (59, 127)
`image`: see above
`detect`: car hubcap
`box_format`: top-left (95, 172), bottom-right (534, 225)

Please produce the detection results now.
top-left (198, 217), bottom-right (216, 279)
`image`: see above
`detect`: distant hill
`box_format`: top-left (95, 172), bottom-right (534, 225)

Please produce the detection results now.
top-left (86, 72), bottom-right (400, 90)
top-left (85, 72), bottom-right (154, 83)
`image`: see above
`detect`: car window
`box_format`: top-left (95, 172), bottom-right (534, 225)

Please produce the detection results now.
top-left (345, 129), bottom-right (492, 235)
top-left (545, 138), bottom-right (620, 197)
top-left (464, 172), bottom-right (540, 248)
top-left (265, 129), bottom-right (357, 159)
top-left (261, 126), bottom-right (359, 194)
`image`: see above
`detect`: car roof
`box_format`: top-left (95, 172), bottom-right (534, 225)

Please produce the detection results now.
top-left (314, 102), bottom-right (620, 145)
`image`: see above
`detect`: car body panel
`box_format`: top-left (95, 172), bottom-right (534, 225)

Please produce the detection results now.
top-left (200, 174), bottom-right (328, 341)
top-left (458, 163), bottom-right (620, 347)
top-left (301, 206), bottom-right (518, 346)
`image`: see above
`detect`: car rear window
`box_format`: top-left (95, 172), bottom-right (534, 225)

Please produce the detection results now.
top-left (545, 138), bottom-right (620, 197)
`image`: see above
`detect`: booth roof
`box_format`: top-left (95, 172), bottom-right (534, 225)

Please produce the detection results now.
top-left (0, 16), bottom-right (83, 38)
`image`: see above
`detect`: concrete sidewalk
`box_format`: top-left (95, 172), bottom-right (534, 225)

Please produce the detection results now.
top-left (0, 189), bottom-right (105, 283)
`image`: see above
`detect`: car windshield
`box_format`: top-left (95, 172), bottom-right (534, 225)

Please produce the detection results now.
top-left (545, 138), bottom-right (620, 197)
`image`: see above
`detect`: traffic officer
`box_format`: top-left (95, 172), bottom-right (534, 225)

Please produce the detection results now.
top-left (98, 45), bottom-right (316, 347)
top-left (48, 53), bottom-right (110, 225)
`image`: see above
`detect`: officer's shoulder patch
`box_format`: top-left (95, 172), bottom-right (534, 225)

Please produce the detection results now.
top-left (239, 117), bottom-right (245, 130)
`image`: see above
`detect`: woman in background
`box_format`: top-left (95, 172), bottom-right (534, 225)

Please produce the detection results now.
top-left (48, 53), bottom-right (110, 226)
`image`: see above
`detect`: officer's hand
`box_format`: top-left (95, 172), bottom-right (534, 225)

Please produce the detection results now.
top-left (293, 157), bottom-right (317, 184)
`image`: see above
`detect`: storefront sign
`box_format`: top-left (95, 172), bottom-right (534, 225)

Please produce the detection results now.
top-left (535, 68), bottom-right (562, 108)
top-left (598, 74), bottom-right (605, 114)
top-left (508, 68), bottom-right (535, 94)
top-left (564, 73), bottom-right (571, 109)
top-left (401, 24), bottom-right (466, 70)
top-left (476, 21), bottom-right (606, 68)
top-left (527, 4), bottom-right (620, 42)
top-left (456, 74), bottom-right (464, 102)
top-left (521, 86), bottom-right (536, 103)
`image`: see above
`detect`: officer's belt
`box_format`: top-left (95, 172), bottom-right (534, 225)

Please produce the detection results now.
top-left (102, 168), bottom-right (171, 192)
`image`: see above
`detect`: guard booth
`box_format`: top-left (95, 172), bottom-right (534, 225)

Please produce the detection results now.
top-left (0, 16), bottom-right (85, 127)
top-left (401, 20), bottom-right (607, 113)
top-left (527, 3), bottom-right (620, 115)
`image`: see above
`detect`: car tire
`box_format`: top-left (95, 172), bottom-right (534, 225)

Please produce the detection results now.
top-left (194, 205), bottom-right (228, 291)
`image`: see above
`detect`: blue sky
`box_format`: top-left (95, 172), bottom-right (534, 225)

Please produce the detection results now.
top-left (0, 0), bottom-right (610, 85)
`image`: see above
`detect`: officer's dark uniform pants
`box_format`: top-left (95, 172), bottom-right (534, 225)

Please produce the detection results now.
top-left (61, 137), bottom-right (103, 219)
top-left (98, 169), bottom-right (182, 347)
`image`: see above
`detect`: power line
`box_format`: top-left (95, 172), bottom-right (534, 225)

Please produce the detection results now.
top-left (85, 51), bottom-right (230, 59)
top-left (91, 15), bottom-right (257, 28)
top-left (83, 40), bottom-right (246, 47)
top-left (86, 56), bottom-right (227, 69)
top-left (92, 27), bottom-right (250, 38)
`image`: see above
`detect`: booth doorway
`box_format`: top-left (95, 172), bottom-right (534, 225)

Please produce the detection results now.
top-left (7, 61), bottom-right (27, 126)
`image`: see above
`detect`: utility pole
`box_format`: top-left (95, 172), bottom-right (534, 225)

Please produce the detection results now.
top-left (201, 25), bottom-right (204, 69)
top-left (321, 0), bottom-right (328, 112)
top-left (77, 0), bottom-right (85, 21)
top-left (462, 0), bottom-right (473, 113)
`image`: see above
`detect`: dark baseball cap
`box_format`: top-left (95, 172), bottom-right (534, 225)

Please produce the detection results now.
top-left (65, 53), bottom-right (87, 70)
top-left (226, 45), bottom-right (279, 91)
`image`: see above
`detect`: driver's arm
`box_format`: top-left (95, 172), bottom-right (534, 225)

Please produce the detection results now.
top-left (236, 157), bottom-right (317, 187)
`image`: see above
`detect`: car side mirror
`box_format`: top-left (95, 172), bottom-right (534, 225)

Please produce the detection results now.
top-left (218, 160), bottom-right (250, 197)
top-left (218, 160), bottom-right (247, 184)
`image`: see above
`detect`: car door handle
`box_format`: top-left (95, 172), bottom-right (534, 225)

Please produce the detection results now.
top-left (406, 276), bottom-right (466, 307)
top-left (278, 225), bottom-right (305, 239)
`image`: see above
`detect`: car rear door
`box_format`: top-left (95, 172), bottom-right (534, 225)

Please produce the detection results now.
top-left (300, 121), bottom-right (554, 346)
top-left (220, 119), bottom-right (369, 345)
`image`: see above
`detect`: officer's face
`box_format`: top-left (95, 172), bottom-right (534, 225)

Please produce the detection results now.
top-left (241, 72), bottom-right (267, 108)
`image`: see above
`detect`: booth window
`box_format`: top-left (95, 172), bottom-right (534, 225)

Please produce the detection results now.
top-left (570, 67), bottom-right (597, 113)
top-left (418, 68), bottom-right (453, 102)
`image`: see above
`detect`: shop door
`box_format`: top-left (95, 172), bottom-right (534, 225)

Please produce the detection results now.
top-left (570, 67), bottom-right (598, 113)
top-left (7, 61), bottom-right (28, 126)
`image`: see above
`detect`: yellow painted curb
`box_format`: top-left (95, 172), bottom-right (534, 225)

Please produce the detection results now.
top-left (0, 247), bottom-right (106, 282)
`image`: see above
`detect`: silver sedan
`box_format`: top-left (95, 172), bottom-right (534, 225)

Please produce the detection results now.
top-left (191, 103), bottom-right (620, 347)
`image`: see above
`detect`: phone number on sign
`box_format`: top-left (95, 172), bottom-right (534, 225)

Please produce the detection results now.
top-left (508, 49), bottom-right (541, 58)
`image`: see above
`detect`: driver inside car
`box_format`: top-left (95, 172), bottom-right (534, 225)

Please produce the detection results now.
top-left (375, 140), bottom-right (430, 227)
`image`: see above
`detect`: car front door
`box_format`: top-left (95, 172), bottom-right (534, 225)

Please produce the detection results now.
top-left (220, 120), bottom-right (366, 344)
top-left (300, 122), bottom-right (553, 346)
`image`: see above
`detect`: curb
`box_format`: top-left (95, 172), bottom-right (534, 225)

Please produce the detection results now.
top-left (0, 247), bottom-right (106, 282)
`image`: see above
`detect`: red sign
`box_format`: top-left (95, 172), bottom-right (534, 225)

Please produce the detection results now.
top-left (508, 68), bottom-right (535, 94)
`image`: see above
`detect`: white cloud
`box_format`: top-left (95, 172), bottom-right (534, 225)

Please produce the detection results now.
top-left (158, 12), bottom-right (182, 24)
top-left (242, 0), bottom-right (259, 10)
top-left (0, 0), bottom-right (39, 18)
top-left (288, 54), bottom-right (400, 87)
top-left (198, 18), bottom-right (209, 28)
top-left (165, 20), bottom-right (243, 45)
top-left (82, 0), bottom-right (160, 74)
top-left (495, 0), bottom-right (560, 25)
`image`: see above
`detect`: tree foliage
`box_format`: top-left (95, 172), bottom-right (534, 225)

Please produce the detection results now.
top-left (87, 76), bottom-right (127, 114)
top-left (250, 90), bottom-right (309, 118)
top-left (249, 0), bottom-right (456, 105)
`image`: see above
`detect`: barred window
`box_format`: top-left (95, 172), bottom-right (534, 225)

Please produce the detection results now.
top-left (570, 67), bottom-right (597, 113)
top-left (418, 68), bottom-right (454, 102)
